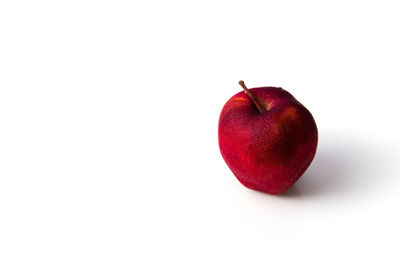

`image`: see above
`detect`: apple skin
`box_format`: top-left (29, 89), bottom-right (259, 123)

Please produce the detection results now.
top-left (218, 86), bottom-right (318, 195)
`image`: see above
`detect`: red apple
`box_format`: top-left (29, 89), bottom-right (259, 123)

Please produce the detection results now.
top-left (218, 81), bottom-right (318, 195)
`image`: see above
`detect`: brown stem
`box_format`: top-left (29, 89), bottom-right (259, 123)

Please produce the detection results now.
top-left (238, 80), bottom-right (266, 113)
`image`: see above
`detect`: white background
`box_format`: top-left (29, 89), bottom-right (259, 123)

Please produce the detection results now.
top-left (1, 0), bottom-right (400, 266)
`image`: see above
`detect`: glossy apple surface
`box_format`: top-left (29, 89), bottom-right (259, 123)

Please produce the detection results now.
top-left (218, 84), bottom-right (318, 195)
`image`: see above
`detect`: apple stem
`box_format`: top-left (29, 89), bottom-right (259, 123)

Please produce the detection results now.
top-left (238, 80), bottom-right (266, 113)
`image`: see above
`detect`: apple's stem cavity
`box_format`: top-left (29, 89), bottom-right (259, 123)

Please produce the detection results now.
top-left (238, 80), bottom-right (266, 113)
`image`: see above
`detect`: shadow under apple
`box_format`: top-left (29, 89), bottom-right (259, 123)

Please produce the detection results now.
top-left (281, 132), bottom-right (397, 200)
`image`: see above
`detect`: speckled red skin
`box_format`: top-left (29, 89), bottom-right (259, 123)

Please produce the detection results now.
top-left (218, 87), bottom-right (318, 195)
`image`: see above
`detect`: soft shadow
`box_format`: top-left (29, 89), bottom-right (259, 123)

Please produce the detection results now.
top-left (278, 185), bottom-right (302, 198)
top-left (239, 132), bottom-right (397, 202)
top-left (295, 132), bottom-right (396, 199)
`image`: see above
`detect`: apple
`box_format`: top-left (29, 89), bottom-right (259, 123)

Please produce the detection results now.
top-left (218, 81), bottom-right (318, 195)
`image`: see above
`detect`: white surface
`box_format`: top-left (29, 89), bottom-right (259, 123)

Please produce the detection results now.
top-left (1, 1), bottom-right (400, 266)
